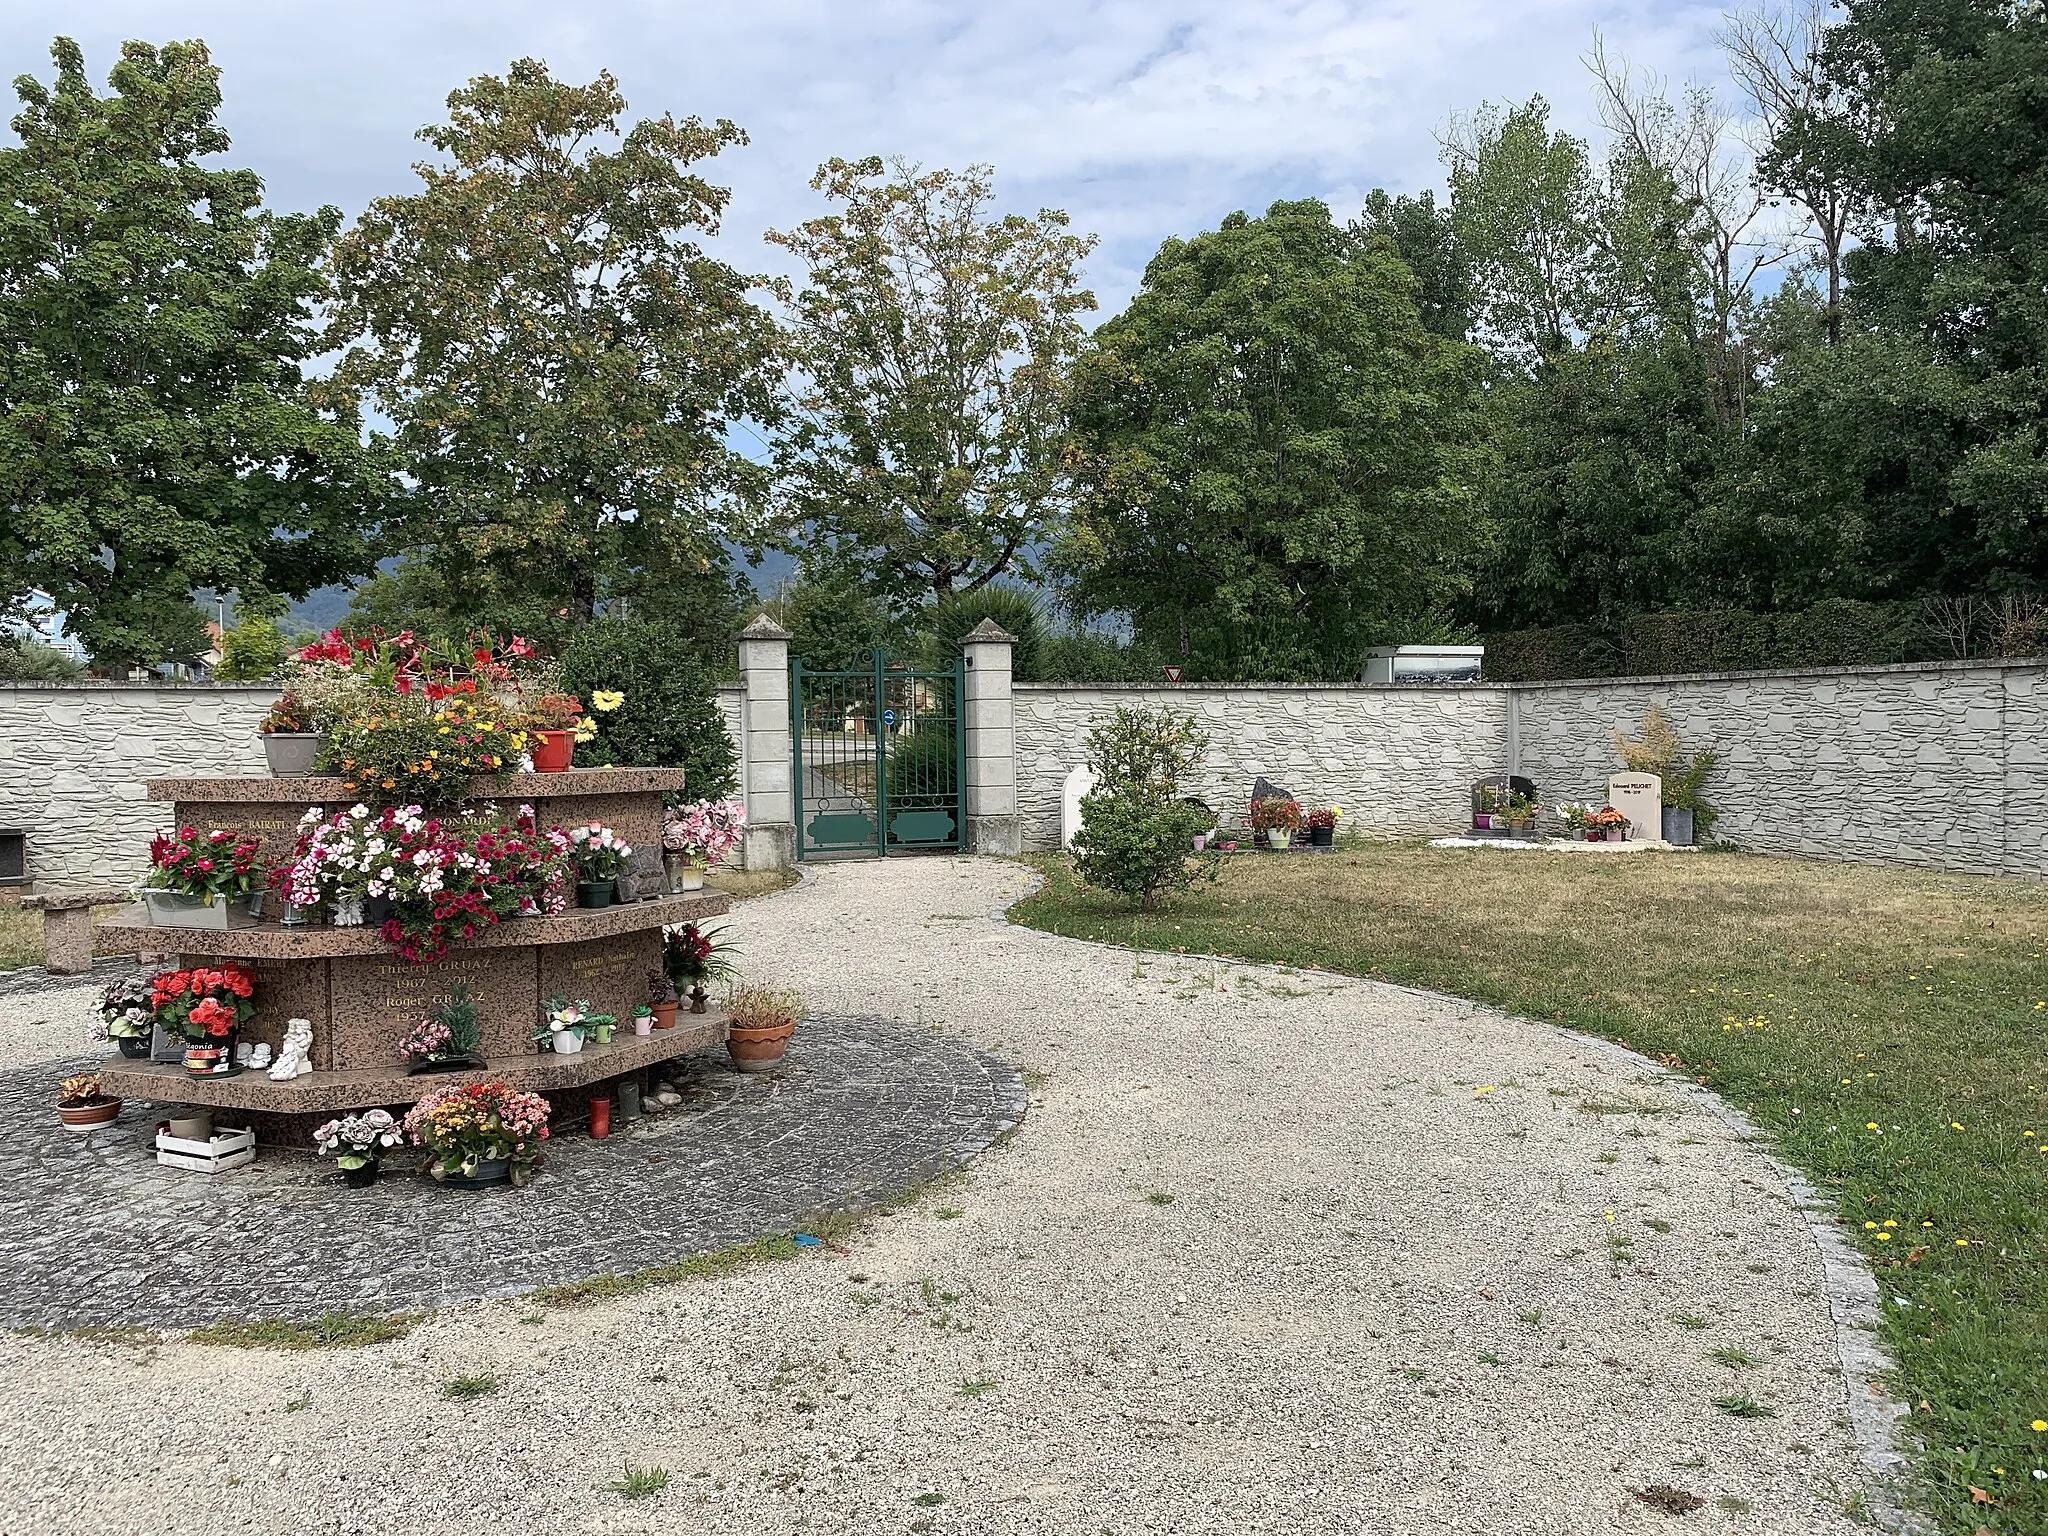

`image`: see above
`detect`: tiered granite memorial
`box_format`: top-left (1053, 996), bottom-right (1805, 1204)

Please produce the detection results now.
top-left (97, 769), bottom-right (727, 1145)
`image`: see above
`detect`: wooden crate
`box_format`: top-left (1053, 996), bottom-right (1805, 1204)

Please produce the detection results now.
top-left (155, 1124), bottom-right (256, 1175)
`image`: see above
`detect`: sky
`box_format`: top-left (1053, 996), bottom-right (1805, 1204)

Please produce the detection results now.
top-left (1, 0), bottom-right (1746, 314)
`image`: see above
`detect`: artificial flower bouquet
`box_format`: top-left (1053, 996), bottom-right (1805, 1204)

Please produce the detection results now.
top-left (1246, 797), bottom-right (1303, 836)
top-left (567, 821), bottom-right (632, 882)
top-left (405, 1080), bottom-right (550, 1185)
top-left (313, 1110), bottom-right (403, 1170)
top-left (97, 974), bottom-right (155, 1042)
top-left (663, 923), bottom-right (737, 990)
top-left (1304, 806), bottom-right (1342, 831)
top-left (661, 797), bottom-right (746, 869)
top-left (1588, 805), bottom-right (1631, 840)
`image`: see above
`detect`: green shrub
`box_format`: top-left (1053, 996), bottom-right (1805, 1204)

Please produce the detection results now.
top-left (916, 584), bottom-right (1042, 677)
top-left (1033, 631), bottom-right (1169, 683)
top-left (1085, 705), bottom-right (1207, 800)
top-left (1070, 791), bottom-right (1216, 908)
top-left (883, 724), bottom-right (956, 811)
top-left (1480, 623), bottom-right (1620, 682)
top-left (0, 638), bottom-right (85, 680)
top-left (560, 621), bottom-right (736, 797)
top-left (215, 616), bottom-right (288, 680)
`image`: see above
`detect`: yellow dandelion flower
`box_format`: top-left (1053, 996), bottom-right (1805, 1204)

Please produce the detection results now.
top-left (1875, 1232), bottom-right (1891, 1241)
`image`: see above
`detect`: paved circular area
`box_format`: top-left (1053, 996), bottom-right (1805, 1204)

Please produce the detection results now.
top-left (0, 1015), bottom-right (1023, 1329)
top-left (0, 858), bottom-right (1882, 1535)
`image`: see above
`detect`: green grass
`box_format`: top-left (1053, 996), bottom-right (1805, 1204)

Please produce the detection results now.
top-left (608, 1464), bottom-right (670, 1500)
top-left (955, 1378), bottom-right (999, 1398)
top-left (442, 1374), bottom-right (498, 1400)
top-left (1014, 846), bottom-right (2048, 1534)
top-left (1714, 1392), bottom-right (1777, 1419)
top-left (531, 1235), bottom-right (802, 1308)
top-left (186, 1311), bottom-right (417, 1351)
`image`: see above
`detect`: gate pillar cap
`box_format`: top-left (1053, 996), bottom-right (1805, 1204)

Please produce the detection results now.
top-left (742, 613), bottom-right (793, 641)
top-left (960, 618), bottom-right (1017, 645)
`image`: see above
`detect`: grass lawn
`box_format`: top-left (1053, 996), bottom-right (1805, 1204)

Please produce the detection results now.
top-left (0, 906), bottom-right (40, 972)
top-left (706, 865), bottom-right (799, 901)
top-left (1014, 844), bottom-right (2048, 1535)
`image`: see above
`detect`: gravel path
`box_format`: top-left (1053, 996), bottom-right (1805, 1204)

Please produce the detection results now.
top-left (0, 857), bottom-right (1882, 1535)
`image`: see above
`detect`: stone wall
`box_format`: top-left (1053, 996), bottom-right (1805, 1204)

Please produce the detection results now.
top-left (1012, 684), bottom-right (1512, 850)
top-left (1511, 660), bottom-right (2048, 878)
top-left (0, 683), bottom-right (275, 887)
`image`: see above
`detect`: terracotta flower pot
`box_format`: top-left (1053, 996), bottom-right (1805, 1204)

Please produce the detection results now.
top-left (59, 1098), bottom-right (121, 1132)
top-left (530, 730), bottom-right (574, 773)
top-left (652, 1001), bottom-right (678, 1030)
top-left (726, 1019), bottom-right (794, 1074)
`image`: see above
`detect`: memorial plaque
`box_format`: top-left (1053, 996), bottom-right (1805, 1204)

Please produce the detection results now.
top-left (539, 791), bottom-right (665, 852)
top-left (167, 799), bottom-right (320, 869)
top-left (1059, 764), bottom-right (1098, 848)
top-left (1608, 773), bottom-right (1664, 843)
top-left (536, 929), bottom-right (662, 1026)
top-left (328, 947), bottom-right (538, 1070)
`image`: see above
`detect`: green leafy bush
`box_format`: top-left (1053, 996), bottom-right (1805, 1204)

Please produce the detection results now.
top-left (215, 616), bottom-right (288, 680)
top-left (0, 638), bottom-right (85, 680)
top-left (1085, 705), bottom-right (1207, 800)
top-left (1070, 791), bottom-right (1216, 908)
top-left (1033, 631), bottom-right (1170, 683)
top-left (560, 621), bottom-right (736, 797)
top-left (1480, 623), bottom-right (1621, 682)
top-left (916, 584), bottom-right (1042, 677)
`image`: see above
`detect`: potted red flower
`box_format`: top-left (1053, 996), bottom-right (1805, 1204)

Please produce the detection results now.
top-left (524, 694), bottom-right (588, 773)
top-left (151, 964), bottom-right (258, 1076)
top-left (257, 692), bottom-right (323, 776)
top-left (1248, 797), bottom-right (1303, 850)
top-left (1304, 805), bottom-right (1343, 848)
top-left (1588, 806), bottom-right (1630, 843)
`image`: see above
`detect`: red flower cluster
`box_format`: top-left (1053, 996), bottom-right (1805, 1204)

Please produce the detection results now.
top-left (147, 826), bottom-right (261, 901)
top-left (150, 964), bottom-right (257, 1042)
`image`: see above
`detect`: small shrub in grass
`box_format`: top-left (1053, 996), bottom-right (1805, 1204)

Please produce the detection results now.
top-left (1071, 792), bottom-right (1216, 909)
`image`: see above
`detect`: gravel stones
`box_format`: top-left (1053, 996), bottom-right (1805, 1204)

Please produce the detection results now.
top-left (0, 858), bottom-right (1883, 1534)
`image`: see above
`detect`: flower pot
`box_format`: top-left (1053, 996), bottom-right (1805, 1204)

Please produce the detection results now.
top-left (364, 894), bottom-right (395, 926)
top-left (1604, 829), bottom-right (1626, 843)
top-left (652, 1001), bottom-right (678, 1030)
top-left (681, 868), bottom-right (705, 892)
top-left (576, 880), bottom-right (613, 910)
top-left (441, 1157), bottom-right (511, 1189)
top-left (618, 1081), bottom-right (643, 1120)
top-left (550, 1030), bottom-right (586, 1055)
top-left (1310, 826), bottom-right (1334, 847)
top-left (341, 1160), bottom-right (380, 1188)
top-left (261, 732), bottom-right (324, 776)
top-left (1584, 830), bottom-right (1603, 843)
top-left (183, 1041), bottom-right (237, 1076)
top-left (1661, 807), bottom-right (1695, 846)
top-left (115, 1035), bottom-right (151, 1060)
top-left (59, 1098), bottom-right (120, 1132)
top-left (142, 891), bottom-right (240, 930)
top-left (591, 1023), bottom-right (615, 1045)
top-left (688, 986), bottom-right (708, 1016)
top-left (1192, 833), bottom-right (1209, 852)
top-left (330, 895), bottom-right (365, 927)
top-left (1266, 829), bottom-right (1290, 850)
top-left (726, 1019), bottom-right (795, 1074)
top-left (530, 730), bottom-right (574, 773)
top-left (633, 1013), bottom-right (653, 1036)
top-left (169, 1111), bottom-right (213, 1141)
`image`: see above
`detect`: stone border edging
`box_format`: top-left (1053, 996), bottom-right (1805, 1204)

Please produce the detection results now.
top-left (985, 859), bottom-right (1929, 1536)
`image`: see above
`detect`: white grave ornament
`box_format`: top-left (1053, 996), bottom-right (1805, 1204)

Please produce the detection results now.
top-left (1607, 773), bottom-right (1664, 844)
top-left (1059, 764), bottom-right (1099, 848)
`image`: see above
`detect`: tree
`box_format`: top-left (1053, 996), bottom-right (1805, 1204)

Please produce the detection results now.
top-left (326, 60), bottom-right (780, 627)
top-left (767, 158), bottom-right (1096, 613)
top-left (0, 38), bottom-right (388, 669)
top-left (1765, 0), bottom-right (2048, 598)
top-left (1356, 189), bottom-right (1473, 341)
top-left (1059, 200), bottom-right (1491, 680)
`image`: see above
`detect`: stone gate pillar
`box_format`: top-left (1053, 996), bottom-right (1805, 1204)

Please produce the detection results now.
top-left (736, 614), bottom-right (796, 870)
top-left (960, 619), bottom-right (1021, 855)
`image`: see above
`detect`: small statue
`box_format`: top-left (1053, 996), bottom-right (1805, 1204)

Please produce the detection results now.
top-left (268, 1018), bottom-right (315, 1080)
top-left (246, 1042), bottom-right (272, 1069)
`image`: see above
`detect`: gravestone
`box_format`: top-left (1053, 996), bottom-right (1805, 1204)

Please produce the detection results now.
top-left (1608, 773), bottom-right (1664, 843)
top-left (1251, 775), bottom-right (1298, 806)
top-left (1059, 764), bottom-right (1098, 848)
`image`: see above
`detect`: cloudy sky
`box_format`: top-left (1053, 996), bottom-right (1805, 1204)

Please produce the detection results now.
top-left (3, 0), bottom-right (1744, 312)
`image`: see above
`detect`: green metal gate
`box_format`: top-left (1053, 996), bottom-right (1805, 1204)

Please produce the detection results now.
top-left (790, 650), bottom-right (964, 859)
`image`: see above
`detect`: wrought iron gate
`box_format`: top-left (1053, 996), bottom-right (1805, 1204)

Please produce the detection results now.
top-left (790, 650), bottom-right (964, 859)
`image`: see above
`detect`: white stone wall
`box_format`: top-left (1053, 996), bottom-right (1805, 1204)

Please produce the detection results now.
top-left (716, 683), bottom-right (747, 797)
top-left (0, 683), bottom-right (276, 887)
top-left (1512, 661), bottom-right (2048, 877)
top-left (1012, 684), bottom-right (1513, 849)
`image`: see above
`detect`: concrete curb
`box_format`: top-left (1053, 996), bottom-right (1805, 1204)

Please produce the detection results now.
top-left (987, 859), bottom-right (1929, 1536)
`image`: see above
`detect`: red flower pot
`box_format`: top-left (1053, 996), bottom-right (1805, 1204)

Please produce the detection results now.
top-left (531, 730), bottom-right (574, 773)
top-left (59, 1098), bottom-right (121, 1132)
top-left (652, 1001), bottom-right (678, 1030)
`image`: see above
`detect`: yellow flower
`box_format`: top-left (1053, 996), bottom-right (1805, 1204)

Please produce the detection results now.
top-left (592, 689), bottom-right (625, 712)
top-left (1875, 1232), bottom-right (1890, 1241)
top-left (2033, 1420), bottom-right (2047, 1433)
top-left (1866, 1122), bottom-right (1880, 1131)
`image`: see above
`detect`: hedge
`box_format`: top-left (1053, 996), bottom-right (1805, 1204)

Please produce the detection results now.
top-left (1484, 600), bottom-right (1938, 682)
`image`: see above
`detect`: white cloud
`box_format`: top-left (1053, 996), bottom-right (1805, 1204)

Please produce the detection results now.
top-left (2, 0), bottom-right (1742, 310)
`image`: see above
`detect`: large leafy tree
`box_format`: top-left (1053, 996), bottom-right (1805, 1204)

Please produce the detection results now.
top-left (1058, 199), bottom-right (1490, 681)
top-left (327, 59), bottom-right (780, 627)
top-left (1767, 0), bottom-right (2048, 599)
top-left (767, 158), bottom-right (1096, 614)
top-left (0, 37), bottom-right (387, 669)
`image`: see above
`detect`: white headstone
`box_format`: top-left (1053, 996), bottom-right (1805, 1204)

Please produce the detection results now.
top-left (1608, 773), bottom-right (1663, 844)
top-left (1059, 764), bottom-right (1099, 847)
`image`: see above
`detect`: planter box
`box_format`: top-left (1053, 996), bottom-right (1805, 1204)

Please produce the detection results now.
top-left (142, 891), bottom-right (249, 930)
top-left (155, 1124), bottom-right (256, 1175)
top-left (261, 733), bottom-right (324, 776)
